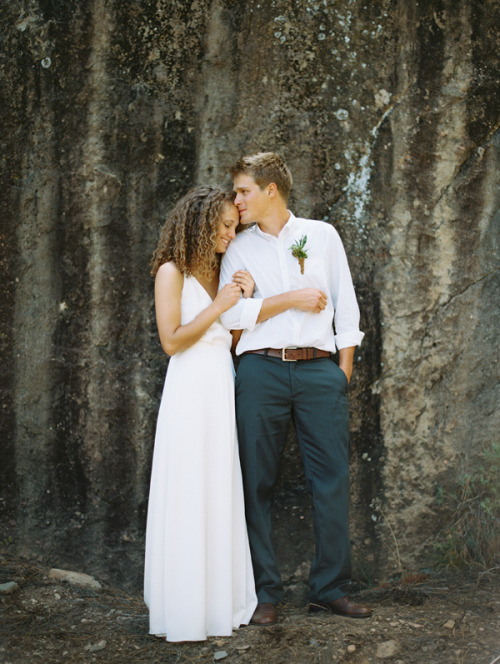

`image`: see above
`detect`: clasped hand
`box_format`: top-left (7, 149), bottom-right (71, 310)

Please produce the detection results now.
top-left (232, 270), bottom-right (255, 298)
top-left (214, 271), bottom-right (255, 314)
top-left (293, 288), bottom-right (328, 313)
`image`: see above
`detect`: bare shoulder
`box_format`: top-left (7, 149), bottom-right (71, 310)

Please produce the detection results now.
top-left (155, 261), bottom-right (184, 292)
top-left (157, 261), bottom-right (182, 280)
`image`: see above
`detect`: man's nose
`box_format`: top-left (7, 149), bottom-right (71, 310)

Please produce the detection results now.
top-left (234, 194), bottom-right (242, 207)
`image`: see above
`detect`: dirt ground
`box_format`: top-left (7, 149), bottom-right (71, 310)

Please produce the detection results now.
top-left (1, 551), bottom-right (499, 664)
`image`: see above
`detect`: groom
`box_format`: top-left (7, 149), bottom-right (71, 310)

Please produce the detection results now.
top-left (220, 152), bottom-right (371, 624)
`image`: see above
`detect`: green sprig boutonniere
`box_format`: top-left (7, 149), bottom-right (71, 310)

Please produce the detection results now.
top-left (290, 235), bottom-right (308, 274)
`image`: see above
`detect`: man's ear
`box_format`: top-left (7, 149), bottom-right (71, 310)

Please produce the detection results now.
top-left (267, 182), bottom-right (278, 198)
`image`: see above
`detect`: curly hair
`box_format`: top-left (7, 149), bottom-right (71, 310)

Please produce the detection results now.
top-left (150, 186), bottom-right (236, 278)
top-left (229, 152), bottom-right (293, 202)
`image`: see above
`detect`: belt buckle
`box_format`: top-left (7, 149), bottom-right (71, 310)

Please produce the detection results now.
top-left (282, 346), bottom-right (298, 361)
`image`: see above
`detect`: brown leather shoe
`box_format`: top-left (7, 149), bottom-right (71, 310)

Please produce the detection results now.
top-left (309, 596), bottom-right (372, 618)
top-left (250, 602), bottom-right (277, 625)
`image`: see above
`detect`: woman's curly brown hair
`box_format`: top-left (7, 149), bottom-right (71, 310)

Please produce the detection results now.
top-left (150, 186), bottom-right (236, 278)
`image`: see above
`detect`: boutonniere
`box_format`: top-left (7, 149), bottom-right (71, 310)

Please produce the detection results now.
top-left (290, 235), bottom-right (308, 274)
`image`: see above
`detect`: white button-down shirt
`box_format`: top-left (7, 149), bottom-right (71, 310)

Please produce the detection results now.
top-left (219, 213), bottom-right (364, 355)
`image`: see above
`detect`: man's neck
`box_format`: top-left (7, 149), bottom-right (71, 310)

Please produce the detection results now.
top-left (257, 208), bottom-right (290, 237)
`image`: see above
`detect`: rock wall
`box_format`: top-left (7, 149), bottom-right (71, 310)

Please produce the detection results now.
top-left (1, 0), bottom-right (498, 590)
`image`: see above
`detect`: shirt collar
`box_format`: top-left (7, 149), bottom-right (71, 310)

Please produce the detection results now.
top-left (281, 212), bottom-right (298, 236)
top-left (254, 211), bottom-right (298, 241)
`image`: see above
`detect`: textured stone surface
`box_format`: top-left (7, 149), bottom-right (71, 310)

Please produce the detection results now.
top-left (48, 568), bottom-right (102, 590)
top-left (0, 581), bottom-right (20, 595)
top-left (1, 0), bottom-right (498, 590)
top-left (376, 639), bottom-right (399, 659)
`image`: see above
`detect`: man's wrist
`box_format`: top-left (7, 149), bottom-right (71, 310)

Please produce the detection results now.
top-left (338, 346), bottom-right (355, 383)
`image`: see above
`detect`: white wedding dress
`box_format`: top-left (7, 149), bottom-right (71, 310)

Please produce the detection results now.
top-left (144, 275), bottom-right (256, 642)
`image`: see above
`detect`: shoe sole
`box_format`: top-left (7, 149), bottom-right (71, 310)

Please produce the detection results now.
top-left (309, 603), bottom-right (372, 618)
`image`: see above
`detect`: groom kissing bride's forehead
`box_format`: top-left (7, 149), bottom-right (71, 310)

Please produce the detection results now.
top-left (145, 152), bottom-right (371, 645)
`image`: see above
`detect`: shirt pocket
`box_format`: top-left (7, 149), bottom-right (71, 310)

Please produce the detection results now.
top-left (293, 257), bottom-right (328, 289)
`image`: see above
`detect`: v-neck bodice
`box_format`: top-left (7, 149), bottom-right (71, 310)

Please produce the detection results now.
top-left (192, 275), bottom-right (217, 302)
top-left (179, 275), bottom-right (232, 349)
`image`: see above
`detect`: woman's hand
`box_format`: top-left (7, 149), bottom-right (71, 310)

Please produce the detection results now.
top-left (155, 263), bottom-right (242, 355)
top-left (213, 282), bottom-right (241, 314)
top-left (232, 270), bottom-right (255, 298)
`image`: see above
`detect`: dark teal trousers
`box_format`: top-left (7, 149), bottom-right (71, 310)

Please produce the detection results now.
top-left (236, 354), bottom-right (351, 604)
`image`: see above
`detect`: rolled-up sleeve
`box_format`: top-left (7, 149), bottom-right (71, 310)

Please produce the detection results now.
top-left (220, 296), bottom-right (263, 331)
top-left (335, 329), bottom-right (365, 349)
top-left (328, 226), bottom-right (365, 349)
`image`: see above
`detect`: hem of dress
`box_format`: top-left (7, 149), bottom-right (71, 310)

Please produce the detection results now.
top-left (151, 629), bottom-right (240, 643)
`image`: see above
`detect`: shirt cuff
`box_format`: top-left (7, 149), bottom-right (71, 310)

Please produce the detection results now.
top-left (335, 331), bottom-right (365, 349)
top-left (240, 298), bottom-right (263, 331)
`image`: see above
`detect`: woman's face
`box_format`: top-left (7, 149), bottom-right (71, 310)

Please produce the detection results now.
top-left (215, 203), bottom-right (240, 253)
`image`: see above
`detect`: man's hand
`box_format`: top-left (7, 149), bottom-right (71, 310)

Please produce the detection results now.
top-left (256, 288), bottom-right (328, 324)
top-left (338, 346), bottom-right (355, 384)
top-left (292, 288), bottom-right (328, 313)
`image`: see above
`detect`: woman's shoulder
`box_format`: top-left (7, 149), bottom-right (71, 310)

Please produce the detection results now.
top-left (156, 261), bottom-right (184, 288)
top-left (157, 261), bottom-right (183, 278)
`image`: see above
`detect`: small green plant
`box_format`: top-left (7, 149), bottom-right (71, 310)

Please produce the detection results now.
top-left (434, 484), bottom-right (444, 505)
top-left (290, 235), bottom-right (308, 274)
top-left (352, 557), bottom-right (376, 588)
top-left (434, 443), bottom-right (500, 569)
top-left (0, 536), bottom-right (14, 549)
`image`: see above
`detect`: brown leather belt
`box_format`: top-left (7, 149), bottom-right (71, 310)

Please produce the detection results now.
top-left (242, 347), bottom-right (331, 362)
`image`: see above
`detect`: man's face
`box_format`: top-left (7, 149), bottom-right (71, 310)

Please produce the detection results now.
top-left (233, 174), bottom-right (270, 225)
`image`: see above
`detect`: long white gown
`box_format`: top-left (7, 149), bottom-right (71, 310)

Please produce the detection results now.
top-left (144, 275), bottom-right (257, 642)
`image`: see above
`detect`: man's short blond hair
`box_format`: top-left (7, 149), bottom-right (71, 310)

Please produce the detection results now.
top-left (229, 152), bottom-right (293, 202)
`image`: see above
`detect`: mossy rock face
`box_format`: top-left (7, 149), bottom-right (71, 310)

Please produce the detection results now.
top-left (1, 0), bottom-right (499, 589)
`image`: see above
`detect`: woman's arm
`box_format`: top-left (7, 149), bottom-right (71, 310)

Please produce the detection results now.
top-left (155, 262), bottom-right (241, 356)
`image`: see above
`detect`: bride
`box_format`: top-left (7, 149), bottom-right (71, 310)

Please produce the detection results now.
top-left (144, 185), bottom-right (257, 642)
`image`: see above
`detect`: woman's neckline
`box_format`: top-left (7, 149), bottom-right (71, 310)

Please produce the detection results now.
top-left (191, 272), bottom-right (219, 301)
